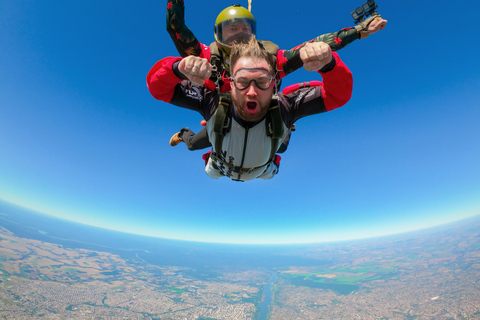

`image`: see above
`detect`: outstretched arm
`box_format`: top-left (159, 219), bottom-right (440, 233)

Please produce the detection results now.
top-left (166, 0), bottom-right (203, 57)
top-left (277, 16), bottom-right (387, 77)
top-left (300, 42), bottom-right (353, 111)
top-left (147, 57), bottom-right (185, 102)
top-left (281, 43), bottom-right (352, 125)
top-left (147, 55), bottom-right (212, 101)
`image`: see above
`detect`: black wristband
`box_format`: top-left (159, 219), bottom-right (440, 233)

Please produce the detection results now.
top-left (173, 61), bottom-right (188, 80)
top-left (319, 56), bottom-right (336, 73)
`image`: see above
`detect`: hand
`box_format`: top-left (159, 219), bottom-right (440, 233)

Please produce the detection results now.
top-left (178, 56), bottom-right (212, 86)
top-left (299, 42), bottom-right (332, 72)
top-left (367, 17), bottom-right (387, 34)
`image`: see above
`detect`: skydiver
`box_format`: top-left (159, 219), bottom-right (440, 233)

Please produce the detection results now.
top-left (147, 36), bottom-right (353, 181)
top-left (165, 2), bottom-right (386, 151)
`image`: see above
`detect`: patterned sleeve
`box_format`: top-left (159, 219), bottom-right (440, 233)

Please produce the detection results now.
top-left (277, 27), bottom-right (359, 77)
top-left (166, 0), bottom-right (203, 57)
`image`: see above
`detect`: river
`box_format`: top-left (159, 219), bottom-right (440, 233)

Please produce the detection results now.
top-left (258, 271), bottom-right (277, 320)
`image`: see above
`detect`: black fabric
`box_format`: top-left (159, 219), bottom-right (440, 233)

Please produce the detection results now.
top-left (180, 127), bottom-right (211, 151)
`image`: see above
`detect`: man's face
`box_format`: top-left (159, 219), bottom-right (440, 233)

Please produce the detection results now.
top-left (222, 21), bottom-right (253, 46)
top-left (231, 57), bottom-right (274, 122)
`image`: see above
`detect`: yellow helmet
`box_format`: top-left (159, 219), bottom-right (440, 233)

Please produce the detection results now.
top-left (214, 5), bottom-right (256, 53)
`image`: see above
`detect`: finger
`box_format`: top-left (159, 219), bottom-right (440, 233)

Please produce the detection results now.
top-left (178, 59), bottom-right (188, 74)
top-left (304, 44), bottom-right (315, 57)
top-left (306, 45), bottom-right (319, 61)
top-left (303, 61), bottom-right (321, 72)
top-left (193, 62), bottom-right (211, 81)
top-left (184, 57), bottom-right (203, 73)
top-left (197, 69), bottom-right (211, 81)
top-left (202, 67), bottom-right (212, 80)
top-left (190, 75), bottom-right (205, 86)
top-left (183, 56), bottom-right (196, 69)
top-left (318, 44), bottom-right (328, 59)
top-left (311, 42), bottom-right (328, 59)
top-left (299, 45), bottom-right (311, 61)
top-left (197, 63), bottom-right (211, 77)
top-left (183, 62), bottom-right (194, 74)
top-left (323, 46), bottom-right (332, 59)
top-left (188, 61), bottom-right (201, 74)
top-left (315, 43), bottom-right (330, 60)
top-left (304, 49), bottom-right (314, 62)
top-left (189, 60), bottom-right (207, 79)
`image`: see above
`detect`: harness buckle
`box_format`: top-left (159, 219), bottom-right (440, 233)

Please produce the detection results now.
top-left (267, 122), bottom-right (273, 136)
top-left (211, 65), bottom-right (224, 91)
top-left (223, 116), bottom-right (231, 132)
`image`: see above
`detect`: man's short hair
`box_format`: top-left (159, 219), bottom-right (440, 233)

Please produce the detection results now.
top-left (230, 35), bottom-right (276, 74)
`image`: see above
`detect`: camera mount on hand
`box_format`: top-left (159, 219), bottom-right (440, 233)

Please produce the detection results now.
top-left (351, 0), bottom-right (379, 24)
top-left (351, 0), bottom-right (383, 39)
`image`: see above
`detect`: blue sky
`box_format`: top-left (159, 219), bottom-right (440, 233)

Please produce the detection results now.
top-left (1, 0), bottom-right (479, 244)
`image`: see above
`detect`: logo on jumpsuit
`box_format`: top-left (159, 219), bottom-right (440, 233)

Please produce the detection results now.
top-left (185, 87), bottom-right (203, 101)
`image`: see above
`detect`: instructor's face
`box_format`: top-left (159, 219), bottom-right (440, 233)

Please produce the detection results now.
top-left (222, 21), bottom-right (253, 45)
top-left (231, 57), bottom-right (274, 122)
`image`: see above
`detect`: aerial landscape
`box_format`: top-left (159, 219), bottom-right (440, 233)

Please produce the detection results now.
top-left (0, 201), bottom-right (479, 319)
top-left (1, 0), bottom-right (479, 319)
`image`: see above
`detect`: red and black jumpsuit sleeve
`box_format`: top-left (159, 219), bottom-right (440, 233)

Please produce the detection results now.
top-left (146, 57), bottom-right (184, 103)
top-left (279, 52), bottom-right (353, 128)
top-left (146, 57), bottom-right (219, 120)
top-left (276, 27), bottom-right (360, 78)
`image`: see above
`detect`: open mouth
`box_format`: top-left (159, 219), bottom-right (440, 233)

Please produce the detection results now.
top-left (246, 101), bottom-right (258, 114)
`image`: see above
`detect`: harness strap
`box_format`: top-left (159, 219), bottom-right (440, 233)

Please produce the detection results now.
top-left (213, 92), bottom-right (232, 160)
top-left (210, 94), bottom-right (284, 176)
top-left (209, 152), bottom-right (266, 174)
top-left (265, 97), bottom-right (284, 165)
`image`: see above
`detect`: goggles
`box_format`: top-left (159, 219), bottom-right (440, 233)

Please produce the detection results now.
top-left (230, 68), bottom-right (274, 91)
